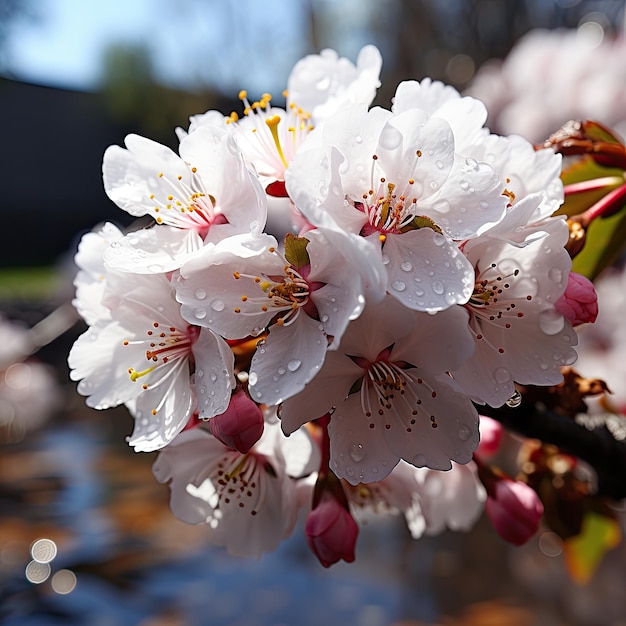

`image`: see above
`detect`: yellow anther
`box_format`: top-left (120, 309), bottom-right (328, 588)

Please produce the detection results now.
top-left (129, 366), bottom-right (155, 382)
top-left (152, 409), bottom-right (158, 415)
top-left (379, 234), bottom-right (387, 243)
top-left (282, 89), bottom-right (288, 98)
top-left (238, 90), bottom-right (248, 100)
top-left (233, 272), bottom-right (241, 279)
top-left (260, 281), bottom-right (272, 292)
top-left (241, 295), bottom-right (248, 301)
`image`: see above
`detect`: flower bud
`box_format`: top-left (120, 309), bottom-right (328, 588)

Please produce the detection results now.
top-left (207, 389), bottom-right (264, 453)
top-left (305, 471), bottom-right (358, 568)
top-left (476, 415), bottom-right (503, 459)
top-left (555, 271), bottom-right (598, 326)
top-left (485, 478), bottom-right (544, 546)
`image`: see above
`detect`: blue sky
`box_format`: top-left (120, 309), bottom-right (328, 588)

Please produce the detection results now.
top-left (3, 0), bottom-right (315, 93)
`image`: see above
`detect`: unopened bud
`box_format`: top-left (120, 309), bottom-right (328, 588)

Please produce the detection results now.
top-left (555, 272), bottom-right (598, 326)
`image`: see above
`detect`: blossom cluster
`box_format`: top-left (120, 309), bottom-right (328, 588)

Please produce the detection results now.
top-left (69, 46), bottom-right (580, 563)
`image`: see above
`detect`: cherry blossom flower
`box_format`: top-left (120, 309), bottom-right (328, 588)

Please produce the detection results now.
top-left (452, 219), bottom-right (578, 407)
top-left (102, 126), bottom-right (266, 273)
top-left (176, 229), bottom-right (364, 405)
top-left (152, 422), bottom-right (314, 557)
top-left (280, 296), bottom-right (479, 483)
top-left (69, 269), bottom-right (235, 452)
top-left (285, 103), bottom-right (508, 310)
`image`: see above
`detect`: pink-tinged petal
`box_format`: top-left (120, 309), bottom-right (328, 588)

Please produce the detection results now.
top-left (104, 226), bottom-right (204, 274)
top-left (193, 329), bottom-right (235, 419)
top-left (249, 313), bottom-right (328, 405)
top-left (207, 389), bottom-right (263, 453)
top-left (103, 135), bottom-right (187, 218)
top-left (392, 79), bottom-right (488, 152)
top-left (423, 154), bottom-right (507, 240)
top-left (555, 272), bottom-right (598, 326)
top-left (383, 229), bottom-right (474, 312)
top-left (391, 306), bottom-right (474, 374)
top-left (178, 126), bottom-right (267, 236)
top-left (280, 352), bottom-right (363, 435)
top-left (127, 358), bottom-right (194, 452)
top-left (329, 394), bottom-right (400, 484)
top-left (379, 111), bottom-right (454, 196)
top-left (177, 233), bottom-right (280, 338)
top-left (415, 461), bottom-right (486, 535)
top-left (485, 478), bottom-right (544, 546)
top-left (279, 426), bottom-right (321, 479)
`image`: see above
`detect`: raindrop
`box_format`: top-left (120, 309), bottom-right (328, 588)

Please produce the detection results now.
top-left (345, 465), bottom-right (355, 477)
top-left (321, 314), bottom-right (329, 322)
top-left (248, 372), bottom-right (258, 386)
top-left (538, 309), bottom-right (565, 335)
top-left (287, 359), bottom-right (302, 372)
top-left (548, 267), bottom-right (563, 283)
top-left (459, 180), bottom-right (470, 191)
top-left (432, 233), bottom-right (446, 247)
top-left (355, 135), bottom-right (363, 144)
top-left (278, 367), bottom-right (286, 375)
top-left (349, 443), bottom-right (366, 463)
top-left (400, 261), bottom-right (413, 272)
top-left (413, 453), bottom-right (426, 467)
top-left (194, 288), bottom-right (207, 300)
top-left (493, 367), bottom-right (511, 384)
top-left (464, 157), bottom-right (479, 170)
top-left (435, 160), bottom-right (444, 169)
top-left (193, 308), bottom-right (207, 320)
top-left (457, 425), bottom-right (471, 441)
top-left (211, 299), bottom-right (225, 312)
top-left (210, 373), bottom-right (217, 382)
top-left (506, 390), bottom-right (522, 408)
top-left (196, 369), bottom-right (204, 378)
top-left (379, 124), bottom-right (403, 150)
top-left (391, 280), bottom-right (406, 292)
top-left (432, 280), bottom-right (444, 295)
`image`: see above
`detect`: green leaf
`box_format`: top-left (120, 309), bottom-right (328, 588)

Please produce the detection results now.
top-left (283, 233), bottom-right (310, 270)
top-left (563, 509), bottom-right (621, 584)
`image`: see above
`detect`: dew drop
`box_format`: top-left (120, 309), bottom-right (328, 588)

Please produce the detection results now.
top-left (345, 465), bottom-right (355, 477)
top-left (548, 267), bottom-right (563, 283)
top-left (349, 443), bottom-right (366, 463)
top-left (193, 308), bottom-right (207, 320)
top-left (355, 135), bottom-right (363, 144)
top-left (287, 359), bottom-right (302, 372)
top-left (210, 299), bottom-right (225, 312)
top-left (248, 372), bottom-right (258, 386)
top-left (400, 261), bottom-right (413, 272)
top-left (320, 314), bottom-right (329, 322)
top-left (506, 390), bottom-right (522, 408)
top-left (432, 280), bottom-right (444, 295)
top-left (194, 288), bottom-right (207, 300)
top-left (458, 425), bottom-right (471, 441)
top-left (413, 453), bottom-right (426, 467)
top-left (391, 280), bottom-right (406, 292)
top-left (278, 367), bottom-right (286, 375)
top-left (538, 309), bottom-right (565, 335)
top-left (494, 367), bottom-right (511, 384)
top-left (435, 160), bottom-right (444, 169)
top-left (459, 180), bottom-right (470, 191)
top-left (210, 373), bottom-right (218, 382)
top-left (378, 124), bottom-right (403, 150)
top-left (196, 369), bottom-right (204, 378)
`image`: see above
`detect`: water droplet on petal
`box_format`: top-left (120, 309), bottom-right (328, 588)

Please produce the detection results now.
top-left (211, 299), bottom-right (225, 312)
top-left (400, 261), bottom-right (412, 272)
top-left (459, 180), bottom-right (470, 191)
top-left (391, 280), bottom-right (406, 292)
top-left (458, 424), bottom-right (471, 441)
top-left (548, 267), bottom-right (563, 283)
top-left (194, 288), bottom-right (207, 300)
top-left (494, 367), bottom-right (511, 384)
top-left (355, 135), bottom-right (363, 144)
top-left (194, 308), bottom-right (207, 320)
top-left (278, 367), bottom-right (286, 375)
top-left (413, 453), bottom-right (426, 467)
top-left (435, 160), bottom-right (444, 169)
top-left (432, 233), bottom-right (446, 246)
top-left (248, 372), bottom-right (258, 386)
top-left (506, 390), bottom-right (522, 408)
top-left (287, 359), bottom-right (301, 372)
top-left (432, 280), bottom-right (444, 295)
top-left (379, 124), bottom-right (403, 150)
top-left (349, 443), bottom-right (366, 463)
top-left (345, 465), bottom-right (355, 477)
top-left (538, 309), bottom-right (565, 335)
top-left (210, 373), bottom-right (217, 382)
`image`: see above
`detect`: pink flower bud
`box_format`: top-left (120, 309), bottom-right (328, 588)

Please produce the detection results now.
top-left (555, 272), bottom-right (598, 326)
top-left (485, 478), bottom-right (543, 546)
top-left (305, 488), bottom-right (358, 568)
top-left (476, 415), bottom-right (503, 459)
top-left (207, 389), bottom-right (264, 453)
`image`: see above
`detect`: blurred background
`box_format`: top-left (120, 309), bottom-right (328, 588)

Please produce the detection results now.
top-left (1, 1), bottom-right (626, 624)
